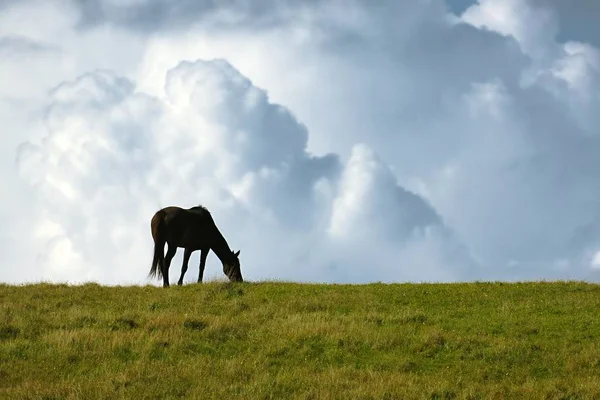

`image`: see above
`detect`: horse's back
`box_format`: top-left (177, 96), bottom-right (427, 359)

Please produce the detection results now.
top-left (158, 206), bottom-right (186, 216)
top-left (153, 205), bottom-right (215, 248)
top-left (154, 205), bottom-right (198, 217)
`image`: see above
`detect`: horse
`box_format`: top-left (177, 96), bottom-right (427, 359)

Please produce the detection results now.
top-left (149, 205), bottom-right (243, 287)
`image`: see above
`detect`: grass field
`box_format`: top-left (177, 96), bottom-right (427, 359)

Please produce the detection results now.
top-left (2, 281), bottom-right (600, 399)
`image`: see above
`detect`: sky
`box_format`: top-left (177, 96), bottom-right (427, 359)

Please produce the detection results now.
top-left (1, 0), bottom-right (600, 285)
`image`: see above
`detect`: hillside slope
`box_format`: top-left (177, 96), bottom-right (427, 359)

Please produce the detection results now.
top-left (2, 281), bottom-right (600, 399)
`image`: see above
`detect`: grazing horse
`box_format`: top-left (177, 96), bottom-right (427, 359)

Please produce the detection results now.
top-left (149, 205), bottom-right (243, 287)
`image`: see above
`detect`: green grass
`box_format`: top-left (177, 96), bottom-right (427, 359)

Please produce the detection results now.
top-left (2, 281), bottom-right (600, 399)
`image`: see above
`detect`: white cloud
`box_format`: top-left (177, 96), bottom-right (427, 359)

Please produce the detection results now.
top-left (16, 59), bottom-right (468, 284)
top-left (329, 144), bottom-right (440, 242)
top-left (326, 143), bottom-right (476, 282)
top-left (3, 0), bottom-right (600, 284)
top-left (461, 0), bottom-right (559, 60)
top-left (592, 252), bottom-right (600, 270)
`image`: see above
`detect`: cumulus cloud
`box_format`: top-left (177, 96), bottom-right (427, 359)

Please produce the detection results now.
top-left (329, 144), bottom-right (440, 242)
top-left (3, 0), bottom-right (600, 284)
top-left (461, 0), bottom-right (559, 60)
top-left (326, 144), bottom-right (476, 282)
top-left (16, 58), bottom-right (469, 284)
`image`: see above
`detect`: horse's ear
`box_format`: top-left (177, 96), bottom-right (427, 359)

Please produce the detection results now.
top-left (234, 250), bottom-right (240, 257)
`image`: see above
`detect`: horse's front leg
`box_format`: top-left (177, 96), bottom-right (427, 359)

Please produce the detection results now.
top-left (178, 248), bottom-right (192, 286)
top-left (198, 247), bottom-right (209, 283)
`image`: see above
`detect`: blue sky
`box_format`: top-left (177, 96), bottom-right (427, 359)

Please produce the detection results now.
top-left (1, 0), bottom-right (600, 285)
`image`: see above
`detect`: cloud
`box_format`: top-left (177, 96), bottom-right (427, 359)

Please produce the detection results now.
top-left (16, 58), bottom-right (469, 284)
top-left (461, 0), bottom-right (559, 60)
top-left (529, 0), bottom-right (600, 47)
top-left (74, 0), bottom-right (372, 37)
top-left (329, 144), bottom-right (440, 242)
top-left (326, 144), bottom-right (476, 282)
top-left (461, 0), bottom-right (600, 134)
top-left (0, 35), bottom-right (59, 56)
top-left (3, 0), bottom-right (600, 284)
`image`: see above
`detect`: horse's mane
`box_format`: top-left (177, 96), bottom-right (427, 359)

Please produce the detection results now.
top-left (189, 204), bottom-right (220, 231)
top-left (189, 204), bottom-right (211, 215)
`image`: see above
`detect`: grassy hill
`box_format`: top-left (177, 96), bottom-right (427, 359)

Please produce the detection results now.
top-left (2, 281), bottom-right (600, 399)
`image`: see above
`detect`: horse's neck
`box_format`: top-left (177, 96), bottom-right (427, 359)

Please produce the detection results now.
top-left (210, 226), bottom-right (231, 263)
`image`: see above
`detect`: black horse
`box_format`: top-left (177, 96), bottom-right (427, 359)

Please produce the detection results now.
top-left (149, 205), bottom-right (242, 287)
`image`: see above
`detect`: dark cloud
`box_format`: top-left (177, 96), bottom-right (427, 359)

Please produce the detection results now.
top-left (0, 36), bottom-right (59, 56)
top-left (529, 0), bottom-right (600, 46)
top-left (74, 0), bottom-right (320, 32)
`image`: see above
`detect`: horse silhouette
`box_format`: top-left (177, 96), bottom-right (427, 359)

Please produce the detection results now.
top-left (149, 205), bottom-right (242, 287)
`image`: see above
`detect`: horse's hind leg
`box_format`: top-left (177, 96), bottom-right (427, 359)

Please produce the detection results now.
top-left (162, 244), bottom-right (177, 287)
top-left (178, 248), bottom-right (192, 286)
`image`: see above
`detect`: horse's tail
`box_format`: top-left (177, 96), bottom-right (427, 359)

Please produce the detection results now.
top-left (149, 210), bottom-right (167, 280)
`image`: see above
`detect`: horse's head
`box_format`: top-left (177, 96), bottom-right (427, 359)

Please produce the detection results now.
top-left (223, 250), bottom-right (243, 282)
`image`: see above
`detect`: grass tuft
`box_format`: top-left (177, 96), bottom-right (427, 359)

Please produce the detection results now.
top-left (0, 326), bottom-right (20, 340)
top-left (183, 319), bottom-right (208, 331)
